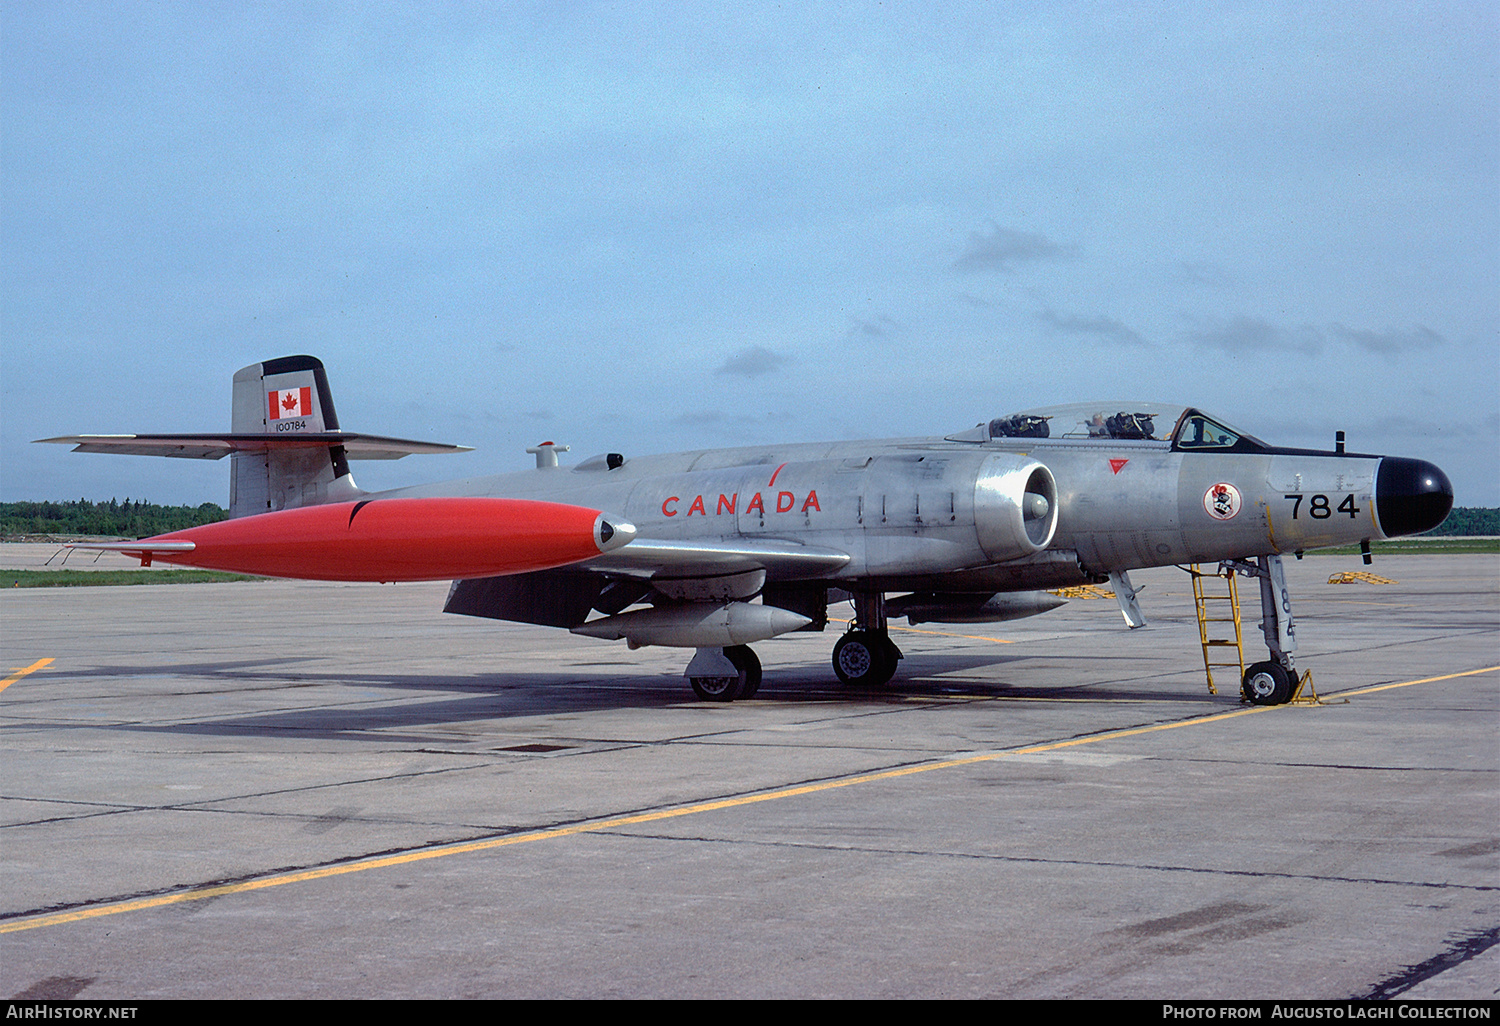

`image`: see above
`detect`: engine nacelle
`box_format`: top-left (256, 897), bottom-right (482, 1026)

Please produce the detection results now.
top-left (974, 454), bottom-right (1058, 563)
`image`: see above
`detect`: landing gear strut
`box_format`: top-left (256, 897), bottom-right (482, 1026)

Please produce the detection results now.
top-left (1228, 554), bottom-right (1300, 705)
top-left (832, 591), bottom-right (901, 687)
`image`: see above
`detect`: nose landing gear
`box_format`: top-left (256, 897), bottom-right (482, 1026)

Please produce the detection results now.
top-left (1227, 554), bottom-right (1303, 705)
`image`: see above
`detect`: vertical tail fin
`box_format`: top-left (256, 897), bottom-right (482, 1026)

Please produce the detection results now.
top-left (230, 355), bottom-right (360, 517)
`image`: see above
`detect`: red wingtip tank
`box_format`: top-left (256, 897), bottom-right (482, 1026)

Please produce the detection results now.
top-left (94, 497), bottom-right (636, 582)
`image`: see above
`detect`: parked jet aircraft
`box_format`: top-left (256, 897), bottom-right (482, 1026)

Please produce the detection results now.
top-left (41, 355), bottom-right (1452, 705)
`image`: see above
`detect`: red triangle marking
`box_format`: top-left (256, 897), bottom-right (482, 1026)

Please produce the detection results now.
top-left (1109, 459), bottom-right (1129, 474)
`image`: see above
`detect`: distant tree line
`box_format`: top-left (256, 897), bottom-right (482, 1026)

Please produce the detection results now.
top-left (0, 499), bottom-right (228, 537)
top-left (1425, 507), bottom-right (1500, 536)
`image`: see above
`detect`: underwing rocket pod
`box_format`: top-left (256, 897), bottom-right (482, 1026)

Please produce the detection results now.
top-left (885, 590), bottom-right (1068, 625)
top-left (570, 601), bottom-right (813, 648)
top-left (70, 497), bottom-right (636, 582)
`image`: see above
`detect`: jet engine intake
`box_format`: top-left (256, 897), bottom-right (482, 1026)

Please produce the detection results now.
top-left (974, 454), bottom-right (1058, 562)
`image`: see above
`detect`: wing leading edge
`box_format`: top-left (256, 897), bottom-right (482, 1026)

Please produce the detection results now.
top-left (582, 537), bottom-right (851, 579)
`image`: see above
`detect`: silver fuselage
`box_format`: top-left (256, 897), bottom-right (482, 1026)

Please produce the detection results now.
top-left (378, 433), bottom-right (1392, 592)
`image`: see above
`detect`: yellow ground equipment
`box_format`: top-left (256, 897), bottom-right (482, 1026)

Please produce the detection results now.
top-left (1328, 571), bottom-right (1398, 585)
top-left (1188, 564), bottom-right (1244, 696)
top-left (1049, 584), bottom-right (1113, 599)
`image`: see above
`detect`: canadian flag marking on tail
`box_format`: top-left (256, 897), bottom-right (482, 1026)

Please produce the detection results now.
top-left (269, 387), bottom-right (312, 420)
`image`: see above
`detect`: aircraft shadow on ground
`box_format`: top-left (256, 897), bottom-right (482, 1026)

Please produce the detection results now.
top-left (83, 649), bottom-right (1216, 742)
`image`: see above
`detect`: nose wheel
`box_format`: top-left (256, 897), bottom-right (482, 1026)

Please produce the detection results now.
top-left (1241, 660), bottom-right (1293, 705)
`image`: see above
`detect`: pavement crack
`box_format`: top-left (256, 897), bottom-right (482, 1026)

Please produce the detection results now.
top-left (601, 830), bottom-right (1500, 893)
top-left (1352, 925), bottom-right (1500, 999)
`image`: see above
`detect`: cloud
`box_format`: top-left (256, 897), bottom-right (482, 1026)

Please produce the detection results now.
top-left (1037, 309), bottom-right (1150, 347)
top-left (1185, 315), bottom-right (1322, 355)
top-left (1184, 317), bottom-right (1446, 358)
top-left (952, 224), bottom-right (1079, 273)
top-left (1327, 323), bottom-right (1444, 356)
top-left (847, 314), bottom-right (902, 343)
top-left (714, 345), bottom-right (790, 377)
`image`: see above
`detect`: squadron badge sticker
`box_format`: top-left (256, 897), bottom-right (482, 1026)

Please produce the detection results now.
top-left (1203, 482), bottom-right (1242, 520)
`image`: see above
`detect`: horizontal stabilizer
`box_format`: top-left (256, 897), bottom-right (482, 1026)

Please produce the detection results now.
top-left (35, 433), bottom-right (472, 460)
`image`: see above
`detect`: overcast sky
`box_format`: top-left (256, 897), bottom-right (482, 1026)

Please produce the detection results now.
top-left (4, 2), bottom-right (1496, 507)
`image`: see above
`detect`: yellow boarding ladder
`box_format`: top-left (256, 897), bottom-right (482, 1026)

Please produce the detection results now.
top-left (1190, 564), bottom-right (1244, 696)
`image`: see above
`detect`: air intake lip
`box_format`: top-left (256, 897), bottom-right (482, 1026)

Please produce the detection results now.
top-left (974, 455), bottom-right (1058, 561)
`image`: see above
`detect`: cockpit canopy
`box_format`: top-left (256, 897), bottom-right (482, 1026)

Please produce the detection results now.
top-left (968, 403), bottom-right (1270, 453)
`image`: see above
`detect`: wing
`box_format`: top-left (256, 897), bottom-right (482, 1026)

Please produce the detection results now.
top-left (34, 433), bottom-right (472, 460)
top-left (581, 536), bottom-right (850, 579)
top-left (444, 537), bottom-right (851, 628)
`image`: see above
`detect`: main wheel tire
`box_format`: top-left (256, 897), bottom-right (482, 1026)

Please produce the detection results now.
top-left (690, 672), bottom-right (742, 702)
top-left (833, 631), bottom-right (874, 684)
top-left (725, 645), bottom-right (762, 699)
top-left (833, 632), bottom-right (898, 688)
top-left (877, 637), bottom-right (902, 684)
top-left (1242, 660), bottom-right (1293, 705)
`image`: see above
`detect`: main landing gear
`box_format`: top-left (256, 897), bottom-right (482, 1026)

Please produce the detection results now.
top-left (687, 644), bottom-right (762, 701)
top-left (832, 591), bottom-right (902, 688)
top-left (683, 590), bottom-right (905, 700)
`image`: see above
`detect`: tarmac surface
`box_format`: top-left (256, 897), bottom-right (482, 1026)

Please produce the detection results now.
top-left (1, 546), bottom-right (1496, 999)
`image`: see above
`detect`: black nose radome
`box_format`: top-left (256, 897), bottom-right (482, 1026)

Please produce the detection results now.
top-left (1376, 457), bottom-right (1453, 538)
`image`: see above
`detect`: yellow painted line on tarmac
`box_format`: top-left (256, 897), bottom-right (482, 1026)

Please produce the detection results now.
top-left (0, 705), bottom-right (1266, 935)
top-left (0, 658), bottom-right (53, 694)
top-left (3, 664), bottom-right (1492, 935)
top-left (890, 625), bottom-right (1015, 643)
top-left (1338, 664), bottom-right (1498, 698)
top-left (905, 694), bottom-right (1178, 704)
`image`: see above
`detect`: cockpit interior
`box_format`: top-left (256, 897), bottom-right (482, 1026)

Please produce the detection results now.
top-left (972, 403), bottom-right (1272, 454)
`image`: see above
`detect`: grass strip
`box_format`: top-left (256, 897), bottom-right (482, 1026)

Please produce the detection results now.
top-left (4, 569), bottom-right (265, 587)
top-left (1310, 538), bottom-right (1499, 555)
